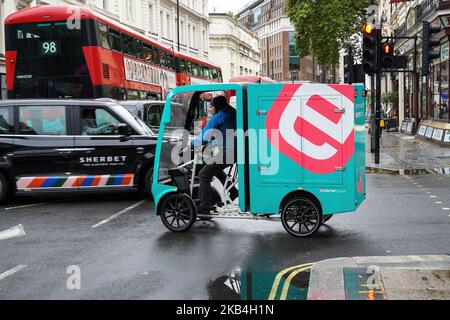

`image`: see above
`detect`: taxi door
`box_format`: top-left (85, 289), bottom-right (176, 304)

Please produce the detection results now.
top-left (72, 105), bottom-right (137, 189)
top-left (12, 104), bottom-right (78, 191)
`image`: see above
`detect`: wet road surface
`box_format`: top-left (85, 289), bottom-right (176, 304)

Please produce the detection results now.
top-left (0, 174), bottom-right (449, 300)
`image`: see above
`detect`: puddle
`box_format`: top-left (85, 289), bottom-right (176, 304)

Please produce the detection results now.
top-left (207, 269), bottom-right (311, 300)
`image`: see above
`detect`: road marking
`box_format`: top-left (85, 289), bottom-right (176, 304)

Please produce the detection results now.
top-left (409, 255), bottom-right (424, 262)
top-left (436, 202), bottom-right (443, 204)
top-left (268, 263), bottom-right (313, 300)
top-left (443, 208), bottom-right (450, 211)
top-left (0, 265), bottom-right (27, 282)
top-left (0, 225), bottom-right (26, 241)
top-left (279, 266), bottom-right (313, 300)
top-left (4, 203), bottom-right (48, 211)
top-left (91, 200), bottom-right (146, 229)
top-left (430, 196), bottom-right (438, 198)
top-left (431, 255), bottom-right (445, 262)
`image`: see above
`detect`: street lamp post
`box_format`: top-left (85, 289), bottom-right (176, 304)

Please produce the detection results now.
top-left (177, 0), bottom-right (180, 52)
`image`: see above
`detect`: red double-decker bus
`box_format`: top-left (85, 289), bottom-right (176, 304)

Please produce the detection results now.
top-left (175, 51), bottom-right (222, 86)
top-left (5, 5), bottom-right (222, 100)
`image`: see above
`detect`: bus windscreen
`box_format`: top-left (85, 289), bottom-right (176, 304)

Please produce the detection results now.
top-left (7, 21), bottom-right (94, 99)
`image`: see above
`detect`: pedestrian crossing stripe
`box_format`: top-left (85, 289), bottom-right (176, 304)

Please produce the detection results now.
top-left (16, 174), bottom-right (134, 190)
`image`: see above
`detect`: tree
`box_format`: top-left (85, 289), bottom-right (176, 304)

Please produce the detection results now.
top-left (287, 0), bottom-right (372, 69)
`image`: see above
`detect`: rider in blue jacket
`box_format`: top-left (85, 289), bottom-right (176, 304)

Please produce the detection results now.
top-left (192, 96), bottom-right (237, 214)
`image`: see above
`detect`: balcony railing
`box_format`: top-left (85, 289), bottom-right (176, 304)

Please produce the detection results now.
top-left (417, 0), bottom-right (439, 21)
top-left (439, 0), bottom-right (450, 9)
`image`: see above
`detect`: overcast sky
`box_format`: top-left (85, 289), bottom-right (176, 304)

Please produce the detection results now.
top-left (209, 0), bottom-right (248, 14)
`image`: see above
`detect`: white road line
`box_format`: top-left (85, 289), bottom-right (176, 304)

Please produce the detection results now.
top-left (430, 196), bottom-right (438, 198)
top-left (443, 208), bottom-right (450, 211)
top-left (0, 225), bottom-right (26, 241)
top-left (4, 203), bottom-right (48, 211)
top-left (91, 200), bottom-right (147, 229)
top-left (436, 202), bottom-right (443, 204)
top-left (0, 265), bottom-right (27, 282)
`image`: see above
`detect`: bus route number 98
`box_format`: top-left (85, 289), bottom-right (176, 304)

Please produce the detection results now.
top-left (39, 40), bottom-right (60, 56)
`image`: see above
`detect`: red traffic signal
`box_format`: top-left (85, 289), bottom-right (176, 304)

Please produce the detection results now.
top-left (363, 24), bottom-right (378, 75)
top-left (363, 24), bottom-right (375, 35)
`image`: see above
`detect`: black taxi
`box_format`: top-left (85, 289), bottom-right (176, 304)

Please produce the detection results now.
top-left (0, 100), bottom-right (157, 203)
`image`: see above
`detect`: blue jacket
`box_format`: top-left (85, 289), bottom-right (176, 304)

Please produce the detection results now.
top-left (192, 106), bottom-right (236, 155)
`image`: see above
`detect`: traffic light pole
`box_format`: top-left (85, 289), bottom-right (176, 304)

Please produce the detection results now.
top-left (413, 36), bottom-right (419, 124)
top-left (371, 74), bottom-right (376, 154)
top-left (375, 27), bottom-right (382, 165)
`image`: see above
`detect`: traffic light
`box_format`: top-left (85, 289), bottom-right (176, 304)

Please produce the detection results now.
top-left (344, 54), bottom-right (354, 84)
top-left (381, 42), bottom-right (394, 69)
top-left (422, 21), bottom-right (442, 75)
top-left (363, 23), bottom-right (378, 75)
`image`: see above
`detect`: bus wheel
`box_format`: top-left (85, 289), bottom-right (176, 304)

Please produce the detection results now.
top-left (322, 215), bottom-right (334, 224)
top-left (0, 172), bottom-right (12, 204)
top-left (281, 197), bottom-right (322, 238)
top-left (160, 194), bottom-right (196, 232)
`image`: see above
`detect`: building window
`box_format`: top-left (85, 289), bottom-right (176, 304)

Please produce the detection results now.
top-left (193, 27), bottom-right (196, 48)
top-left (430, 62), bottom-right (450, 121)
top-left (289, 31), bottom-right (300, 72)
top-left (440, 61), bottom-right (449, 121)
top-left (149, 3), bottom-right (154, 32)
top-left (0, 74), bottom-right (7, 100)
top-left (188, 24), bottom-right (191, 45)
top-left (166, 14), bottom-right (171, 39)
top-left (127, 0), bottom-right (136, 21)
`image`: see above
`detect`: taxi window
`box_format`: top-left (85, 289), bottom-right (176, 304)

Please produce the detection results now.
top-left (18, 106), bottom-right (67, 135)
top-left (80, 107), bottom-right (121, 136)
top-left (147, 105), bottom-right (162, 126)
top-left (0, 107), bottom-right (13, 134)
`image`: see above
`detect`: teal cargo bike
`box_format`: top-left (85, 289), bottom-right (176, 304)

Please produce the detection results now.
top-left (152, 83), bottom-right (366, 237)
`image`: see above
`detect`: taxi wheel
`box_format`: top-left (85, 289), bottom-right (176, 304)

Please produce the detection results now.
top-left (281, 197), bottom-right (322, 238)
top-left (0, 172), bottom-right (11, 204)
top-left (160, 194), bottom-right (196, 232)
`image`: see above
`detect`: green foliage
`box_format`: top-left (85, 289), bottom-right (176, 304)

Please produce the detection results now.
top-left (382, 92), bottom-right (399, 106)
top-left (287, 0), bottom-right (372, 69)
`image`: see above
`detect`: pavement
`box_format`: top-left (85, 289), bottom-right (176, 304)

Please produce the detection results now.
top-left (307, 255), bottom-right (450, 300)
top-left (366, 130), bottom-right (450, 174)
